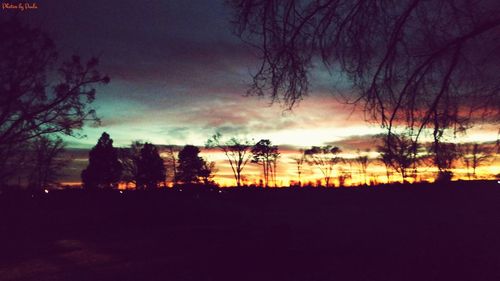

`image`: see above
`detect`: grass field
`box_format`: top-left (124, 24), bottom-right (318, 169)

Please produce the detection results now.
top-left (1, 181), bottom-right (499, 281)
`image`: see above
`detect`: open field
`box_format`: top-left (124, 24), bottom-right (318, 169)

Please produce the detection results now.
top-left (1, 181), bottom-right (499, 281)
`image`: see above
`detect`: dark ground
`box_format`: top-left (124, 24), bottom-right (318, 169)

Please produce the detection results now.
top-left (1, 181), bottom-right (499, 281)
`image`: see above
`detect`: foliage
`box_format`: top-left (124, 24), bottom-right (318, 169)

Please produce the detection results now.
top-left (200, 161), bottom-right (217, 185)
top-left (251, 139), bottom-right (280, 187)
top-left (81, 132), bottom-right (122, 189)
top-left (136, 143), bottom-right (166, 189)
top-left (436, 171), bottom-right (454, 183)
top-left (304, 145), bottom-right (342, 187)
top-left (176, 145), bottom-right (206, 184)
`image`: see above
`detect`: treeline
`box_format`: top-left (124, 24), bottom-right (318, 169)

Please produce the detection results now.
top-left (0, 130), bottom-right (497, 191)
top-left (77, 132), bottom-right (498, 190)
top-left (81, 133), bottom-right (215, 189)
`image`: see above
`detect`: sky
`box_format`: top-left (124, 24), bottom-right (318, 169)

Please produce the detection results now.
top-left (17, 0), bottom-right (498, 148)
top-left (11, 0), bottom-right (499, 185)
top-left (15, 0), bottom-right (389, 148)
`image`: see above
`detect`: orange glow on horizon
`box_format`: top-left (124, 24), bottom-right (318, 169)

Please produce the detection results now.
top-left (62, 149), bottom-right (500, 188)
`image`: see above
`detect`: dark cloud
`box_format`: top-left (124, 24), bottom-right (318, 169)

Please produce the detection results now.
top-left (15, 0), bottom-right (384, 150)
top-left (326, 135), bottom-right (383, 151)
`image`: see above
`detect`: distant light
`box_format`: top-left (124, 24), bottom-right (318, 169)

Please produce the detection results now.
top-left (44, 189), bottom-right (49, 194)
top-left (119, 190), bottom-right (123, 194)
top-left (179, 189), bottom-right (183, 192)
top-left (218, 190), bottom-right (222, 194)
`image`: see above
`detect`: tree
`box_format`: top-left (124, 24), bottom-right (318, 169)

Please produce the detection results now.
top-left (0, 18), bottom-right (109, 184)
top-left (27, 136), bottom-right (67, 190)
top-left (206, 132), bottom-right (252, 187)
top-left (293, 149), bottom-right (306, 187)
top-left (136, 143), bottom-right (166, 189)
top-left (230, 0), bottom-right (500, 157)
top-left (377, 133), bottom-right (416, 183)
top-left (176, 145), bottom-right (205, 184)
top-left (81, 132), bottom-right (122, 189)
top-left (304, 145), bottom-right (342, 187)
top-left (379, 148), bottom-right (394, 183)
top-left (251, 139), bottom-right (280, 187)
top-left (118, 141), bottom-right (143, 188)
top-left (430, 142), bottom-right (459, 181)
top-left (165, 145), bottom-right (178, 186)
top-left (200, 161), bottom-right (217, 185)
top-left (355, 149), bottom-right (370, 185)
top-left (460, 143), bottom-right (492, 179)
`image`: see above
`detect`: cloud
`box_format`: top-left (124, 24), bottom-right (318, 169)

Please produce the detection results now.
top-left (326, 135), bottom-right (384, 151)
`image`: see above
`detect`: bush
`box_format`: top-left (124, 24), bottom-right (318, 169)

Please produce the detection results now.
top-left (436, 171), bottom-right (453, 182)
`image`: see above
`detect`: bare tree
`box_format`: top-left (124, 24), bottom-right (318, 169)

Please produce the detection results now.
top-left (293, 149), bottom-right (306, 186)
top-left (206, 132), bottom-right (253, 187)
top-left (229, 0), bottom-right (500, 156)
top-left (27, 136), bottom-right (67, 190)
top-left (379, 147), bottom-right (393, 183)
top-left (337, 166), bottom-right (351, 187)
top-left (377, 133), bottom-right (416, 183)
top-left (164, 145), bottom-right (179, 186)
top-left (460, 143), bottom-right (493, 179)
top-left (0, 18), bottom-right (109, 183)
top-left (304, 145), bottom-right (342, 187)
top-left (355, 149), bottom-right (370, 185)
top-left (118, 141), bottom-right (143, 188)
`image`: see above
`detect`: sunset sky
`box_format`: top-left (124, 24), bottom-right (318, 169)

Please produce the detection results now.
top-left (18, 0), bottom-right (499, 185)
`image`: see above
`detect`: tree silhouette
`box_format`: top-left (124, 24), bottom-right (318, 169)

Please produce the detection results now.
top-left (293, 149), bottom-right (306, 187)
top-left (251, 139), bottom-right (280, 187)
top-left (176, 145), bottom-right (205, 184)
top-left (337, 166), bottom-right (352, 187)
top-left (304, 146), bottom-right (342, 187)
top-left (355, 150), bottom-right (370, 185)
top-left (377, 134), bottom-right (416, 183)
top-left (118, 141), bottom-right (143, 188)
top-left (0, 18), bottom-right (109, 184)
top-left (379, 148), bottom-right (394, 183)
top-left (230, 0), bottom-right (499, 160)
top-left (136, 143), bottom-right (166, 189)
top-left (430, 142), bottom-right (459, 181)
top-left (81, 132), bottom-right (122, 189)
top-left (165, 145), bottom-right (178, 186)
top-left (206, 132), bottom-right (252, 187)
top-left (460, 143), bottom-right (493, 179)
top-left (200, 161), bottom-right (217, 185)
top-left (27, 136), bottom-right (66, 190)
